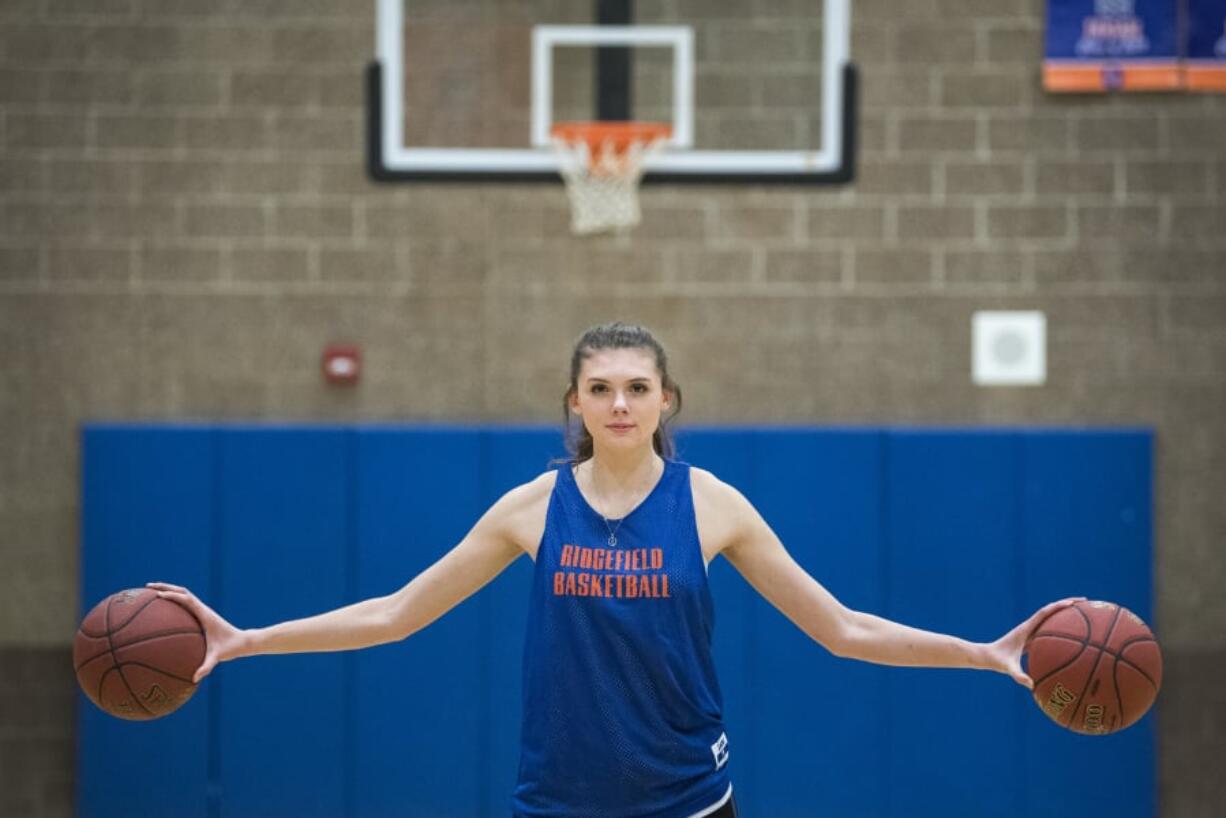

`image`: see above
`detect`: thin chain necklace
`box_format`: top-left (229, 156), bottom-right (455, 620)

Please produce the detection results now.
top-left (600, 513), bottom-right (625, 548)
top-left (587, 459), bottom-right (659, 548)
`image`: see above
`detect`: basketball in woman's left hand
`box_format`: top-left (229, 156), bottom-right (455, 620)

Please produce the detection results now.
top-left (1025, 600), bottom-right (1161, 735)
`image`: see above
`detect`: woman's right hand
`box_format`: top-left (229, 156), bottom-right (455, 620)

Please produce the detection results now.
top-left (146, 582), bottom-right (247, 683)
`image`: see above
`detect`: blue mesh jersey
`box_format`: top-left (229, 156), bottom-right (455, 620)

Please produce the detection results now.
top-left (511, 459), bottom-right (733, 818)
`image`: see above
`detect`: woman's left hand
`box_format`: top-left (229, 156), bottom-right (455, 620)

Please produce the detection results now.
top-left (983, 597), bottom-right (1086, 689)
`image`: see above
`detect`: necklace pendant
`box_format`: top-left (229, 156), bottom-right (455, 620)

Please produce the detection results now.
top-left (608, 534), bottom-right (617, 547)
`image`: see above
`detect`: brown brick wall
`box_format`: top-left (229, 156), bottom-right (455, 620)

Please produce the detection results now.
top-left (1, 1), bottom-right (1223, 816)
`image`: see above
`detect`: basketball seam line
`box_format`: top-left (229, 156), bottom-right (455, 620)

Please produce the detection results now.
top-left (1113, 657), bottom-right (1159, 690)
top-left (111, 660), bottom-right (198, 686)
top-left (104, 595), bottom-right (156, 717)
top-left (1029, 605), bottom-right (1093, 690)
top-left (1031, 631), bottom-right (1104, 644)
top-left (1033, 632), bottom-right (1156, 647)
top-left (113, 625), bottom-right (204, 650)
top-left (75, 628), bottom-right (204, 673)
top-left (1113, 645), bottom-right (1161, 689)
top-left (1034, 637), bottom-right (1157, 686)
top-left (1112, 648), bottom-right (1125, 730)
top-left (82, 592), bottom-right (160, 639)
top-left (1067, 605), bottom-right (1122, 730)
top-left (1031, 633), bottom-right (1160, 691)
top-left (96, 665), bottom-right (118, 711)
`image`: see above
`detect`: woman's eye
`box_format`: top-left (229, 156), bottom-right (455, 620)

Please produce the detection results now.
top-left (631, 384), bottom-right (648, 393)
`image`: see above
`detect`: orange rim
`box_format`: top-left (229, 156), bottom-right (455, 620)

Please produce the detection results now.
top-left (551, 121), bottom-right (672, 155)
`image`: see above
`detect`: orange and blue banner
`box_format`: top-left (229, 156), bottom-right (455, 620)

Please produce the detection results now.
top-left (1044, 0), bottom-right (1181, 92)
top-left (1186, 0), bottom-right (1226, 89)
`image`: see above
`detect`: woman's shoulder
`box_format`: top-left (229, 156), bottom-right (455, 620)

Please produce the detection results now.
top-left (498, 468), bottom-right (560, 512)
top-left (688, 465), bottom-right (754, 519)
top-left (482, 469), bottom-right (559, 558)
top-left (687, 465), bottom-right (754, 560)
top-left (687, 465), bottom-right (748, 505)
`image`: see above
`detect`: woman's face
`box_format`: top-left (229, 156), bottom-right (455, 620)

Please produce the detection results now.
top-left (570, 347), bottom-right (671, 453)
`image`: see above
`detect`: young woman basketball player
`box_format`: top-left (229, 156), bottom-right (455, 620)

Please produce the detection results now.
top-left (150, 322), bottom-right (1079, 818)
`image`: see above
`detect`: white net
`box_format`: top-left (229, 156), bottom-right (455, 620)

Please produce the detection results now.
top-left (552, 131), bottom-right (667, 235)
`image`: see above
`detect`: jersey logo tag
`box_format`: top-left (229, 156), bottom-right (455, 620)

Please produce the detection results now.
top-left (711, 732), bottom-right (729, 770)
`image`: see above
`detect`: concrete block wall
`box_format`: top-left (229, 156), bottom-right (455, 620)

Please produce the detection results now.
top-left (0, 1), bottom-right (1222, 816)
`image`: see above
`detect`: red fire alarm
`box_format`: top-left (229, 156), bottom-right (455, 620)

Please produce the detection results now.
top-left (321, 344), bottom-right (361, 385)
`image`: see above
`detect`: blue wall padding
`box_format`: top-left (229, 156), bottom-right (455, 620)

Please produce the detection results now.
top-left (352, 429), bottom-right (487, 818)
top-left (79, 425), bottom-right (1155, 818)
top-left (884, 432), bottom-right (1025, 818)
top-left (744, 430), bottom-right (888, 818)
top-left (1019, 432), bottom-right (1155, 818)
top-left (480, 429), bottom-right (563, 817)
top-left (216, 429), bottom-right (351, 818)
top-left (79, 427), bottom-right (214, 818)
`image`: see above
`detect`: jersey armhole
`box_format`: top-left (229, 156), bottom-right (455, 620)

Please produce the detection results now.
top-left (680, 464), bottom-right (714, 575)
top-left (528, 469), bottom-right (563, 563)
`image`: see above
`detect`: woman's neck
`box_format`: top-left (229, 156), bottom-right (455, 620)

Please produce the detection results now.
top-left (582, 446), bottom-right (662, 498)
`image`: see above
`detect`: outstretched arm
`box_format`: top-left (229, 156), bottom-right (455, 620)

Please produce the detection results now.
top-left (703, 473), bottom-right (1079, 688)
top-left (151, 475), bottom-right (547, 682)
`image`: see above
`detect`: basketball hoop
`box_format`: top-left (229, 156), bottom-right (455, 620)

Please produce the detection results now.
top-left (550, 122), bottom-right (672, 236)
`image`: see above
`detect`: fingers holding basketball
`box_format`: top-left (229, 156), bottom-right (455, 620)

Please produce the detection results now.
top-left (145, 581), bottom-right (189, 595)
top-left (1022, 596), bottom-right (1087, 638)
top-left (146, 581), bottom-right (205, 614)
top-left (192, 641), bottom-right (221, 684)
top-left (1013, 597), bottom-right (1086, 651)
top-left (985, 596), bottom-right (1088, 690)
top-left (146, 582), bottom-right (245, 683)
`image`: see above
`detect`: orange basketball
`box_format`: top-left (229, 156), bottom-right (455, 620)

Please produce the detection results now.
top-left (1025, 599), bottom-right (1162, 735)
top-left (74, 588), bottom-right (206, 721)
